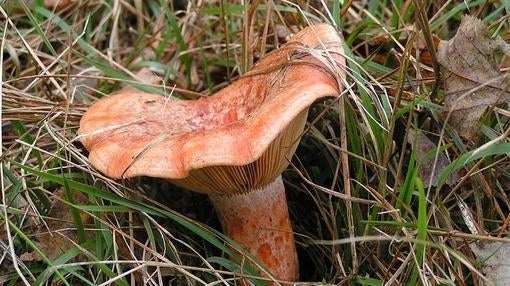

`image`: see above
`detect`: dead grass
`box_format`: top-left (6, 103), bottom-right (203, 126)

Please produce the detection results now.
top-left (1, 1), bottom-right (509, 285)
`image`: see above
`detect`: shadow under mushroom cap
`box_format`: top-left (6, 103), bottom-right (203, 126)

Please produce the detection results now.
top-left (78, 24), bottom-right (346, 195)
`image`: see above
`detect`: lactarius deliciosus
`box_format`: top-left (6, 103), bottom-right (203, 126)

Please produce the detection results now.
top-left (79, 23), bottom-right (345, 283)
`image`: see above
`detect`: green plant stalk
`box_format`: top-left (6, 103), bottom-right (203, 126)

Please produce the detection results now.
top-left (396, 144), bottom-right (417, 214)
top-left (62, 174), bottom-right (86, 243)
top-left (409, 177), bottom-right (427, 283)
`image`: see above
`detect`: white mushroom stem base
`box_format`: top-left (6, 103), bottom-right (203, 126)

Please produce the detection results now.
top-left (209, 175), bottom-right (299, 282)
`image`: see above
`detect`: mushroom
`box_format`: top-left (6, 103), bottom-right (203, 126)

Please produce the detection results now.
top-left (78, 24), bottom-right (345, 283)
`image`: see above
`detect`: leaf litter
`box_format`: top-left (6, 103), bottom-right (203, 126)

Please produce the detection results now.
top-left (437, 15), bottom-right (510, 140)
top-left (20, 188), bottom-right (91, 262)
top-left (470, 242), bottom-right (510, 286)
top-left (407, 129), bottom-right (460, 187)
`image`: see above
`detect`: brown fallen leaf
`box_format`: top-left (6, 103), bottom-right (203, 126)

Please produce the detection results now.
top-left (24, 189), bottom-right (92, 261)
top-left (407, 129), bottom-right (460, 187)
top-left (437, 15), bottom-right (510, 140)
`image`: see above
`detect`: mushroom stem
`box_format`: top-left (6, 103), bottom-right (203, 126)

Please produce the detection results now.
top-left (209, 175), bottom-right (298, 282)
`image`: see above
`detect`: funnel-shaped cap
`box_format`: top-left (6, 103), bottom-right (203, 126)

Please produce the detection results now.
top-left (79, 24), bottom-right (345, 195)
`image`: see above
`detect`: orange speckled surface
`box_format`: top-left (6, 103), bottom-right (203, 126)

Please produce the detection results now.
top-left (78, 24), bottom-right (345, 185)
top-left (78, 24), bottom-right (346, 282)
top-left (210, 176), bottom-right (298, 282)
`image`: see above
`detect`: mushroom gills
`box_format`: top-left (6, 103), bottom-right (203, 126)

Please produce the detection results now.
top-left (170, 109), bottom-right (308, 195)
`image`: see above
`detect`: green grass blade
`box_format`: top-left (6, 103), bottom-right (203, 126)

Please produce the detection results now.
top-left (429, 0), bottom-right (484, 32)
top-left (0, 216), bottom-right (70, 286)
top-left (18, 1), bottom-right (57, 56)
top-left (409, 177), bottom-right (427, 283)
top-left (12, 161), bottom-right (235, 257)
top-left (62, 175), bottom-right (86, 243)
top-left (437, 143), bottom-right (510, 188)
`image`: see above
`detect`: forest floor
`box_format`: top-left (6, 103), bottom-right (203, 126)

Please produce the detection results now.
top-left (1, 1), bottom-right (510, 285)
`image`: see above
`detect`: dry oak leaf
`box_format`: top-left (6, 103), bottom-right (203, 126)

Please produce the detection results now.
top-left (437, 15), bottom-right (510, 140)
top-left (407, 129), bottom-right (460, 187)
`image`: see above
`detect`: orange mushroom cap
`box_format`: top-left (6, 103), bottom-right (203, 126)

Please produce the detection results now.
top-left (78, 24), bottom-right (345, 195)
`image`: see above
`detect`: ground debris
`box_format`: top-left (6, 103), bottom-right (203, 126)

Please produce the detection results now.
top-left (407, 129), bottom-right (459, 187)
top-left (470, 241), bottom-right (510, 286)
top-left (437, 15), bottom-right (510, 140)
